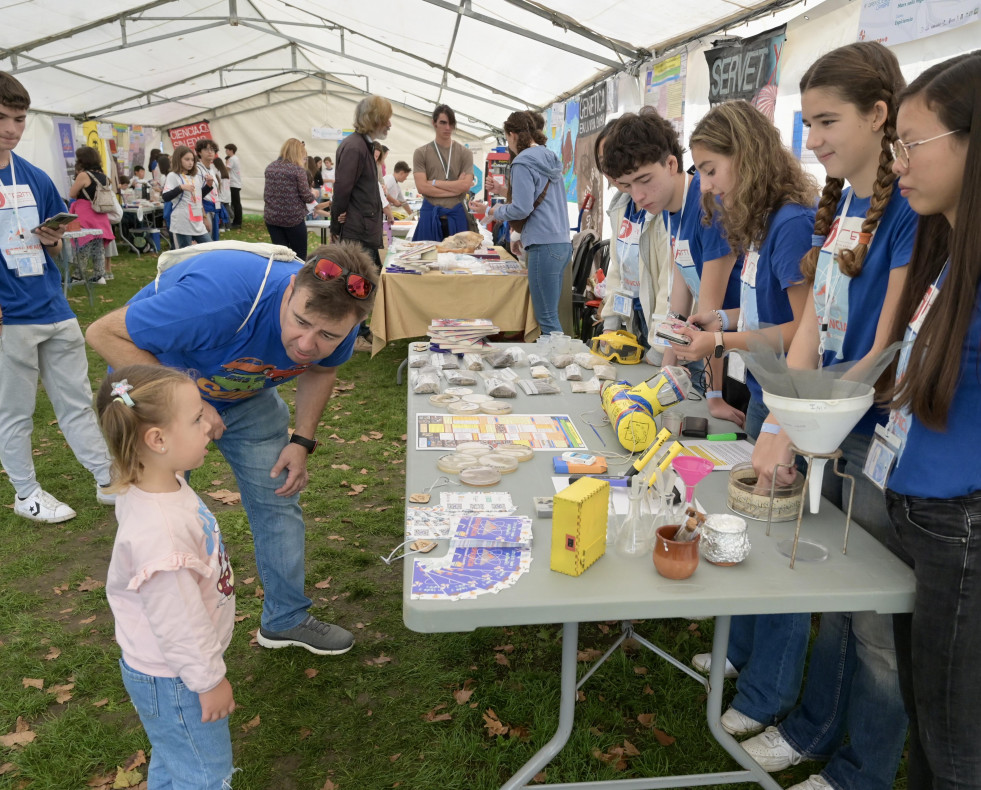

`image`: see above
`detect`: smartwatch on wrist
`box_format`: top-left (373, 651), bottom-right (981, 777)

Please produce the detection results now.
top-left (289, 433), bottom-right (318, 454)
top-left (713, 331), bottom-right (725, 359)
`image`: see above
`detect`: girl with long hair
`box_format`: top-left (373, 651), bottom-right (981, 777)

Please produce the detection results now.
top-left (484, 111), bottom-right (571, 334)
top-left (671, 100), bottom-right (818, 737)
top-left (162, 145), bottom-right (211, 248)
top-left (882, 52), bottom-right (981, 789)
top-left (737, 42), bottom-right (916, 790)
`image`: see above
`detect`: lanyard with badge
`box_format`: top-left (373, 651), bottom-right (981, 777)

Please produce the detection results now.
top-left (612, 208), bottom-right (647, 317)
top-left (671, 175), bottom-right (700, 297)
top-left (433, 141), bottom-right (452, 180)
top-left (863, 260), bottom-right (948, 490)
top-left (1, 155), bottom-right (46, 277)
top-left (725, 242), bottom-right (762, 383)
top-left (815, 190), bottom-right (875, 361)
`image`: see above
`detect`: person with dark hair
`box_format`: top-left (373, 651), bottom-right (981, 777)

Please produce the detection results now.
top-left (0, 71), bottom-right (115, 524)
top-left (86, 242), bottom-right (379, 657)
top-left (594, 109), bottom-right (679, 357)
top-left (879, 51), bottom-right (981, 790)
top-left (164, 145), bottom-right (212, 249)
top-left (195, 138), bottom-right (221, 242)
top-left (224, 144), bottom-right (243, 229)
top-left (331, 95), bottom-right (392, 267)
top-left (732, 42), bottom-right (916, 790)
top-left (68, 145), bottom-right (114, 284)
top-left (479, 111), bottom-right (570, 334)
top-left (148, 148), bottom-right (162, 187)
top-left (383, 160), bottom-right (412, 212)
top-left (412, 104), bottom-right (474, 240)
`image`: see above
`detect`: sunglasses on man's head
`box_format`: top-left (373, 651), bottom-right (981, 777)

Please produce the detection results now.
top-left (313, 258), bottom-right (375, 299)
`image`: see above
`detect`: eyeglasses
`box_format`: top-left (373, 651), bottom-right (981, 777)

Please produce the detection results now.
top-left (313, 258), bottom-right (375, 300)
top-left (891, 129), bottom-right (962, 168)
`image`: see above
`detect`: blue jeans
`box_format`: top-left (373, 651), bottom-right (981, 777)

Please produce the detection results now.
top-left (773, 431), bottom-right (906, 790)
top-left (886, 489), bottom-right (981, 790)
top-left (119, 659), bottom-right (234, 790)
top-left (729, 395), bottom-right (808, 725)
top-left (175, 232), bottom-right (212, 249)
top-left (526, 242), bottom-right (572, 336)
top-left (215, 388), bottom-right (311, 631)
top-left (204, 204), bottom-right (220, 242)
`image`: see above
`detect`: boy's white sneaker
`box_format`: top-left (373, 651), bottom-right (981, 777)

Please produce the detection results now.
top-left (788, 775), bottom-right (833, 790)
top-left (692, 652), bottom-right (739, 678)
top-left (13, 489), bottom-right (76, 523)
top-left (720, 707), bottom-right (766, 736)
top-left (741, 726), bottom-right (804, 771)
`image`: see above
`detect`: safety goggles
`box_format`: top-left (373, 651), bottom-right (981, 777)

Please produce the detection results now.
top-left (313, 258), bottom-right (374, 300)
top-left (590, 330), bottom-right (644, 364)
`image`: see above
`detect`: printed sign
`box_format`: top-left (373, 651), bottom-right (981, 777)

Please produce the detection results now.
top-left (168, 121), bottom-right (213, 150)
top-left (704, 25), bottom-right (786, 120)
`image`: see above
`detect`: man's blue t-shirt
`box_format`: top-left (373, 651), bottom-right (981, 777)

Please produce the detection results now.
top-left (125, 251), bottom-right (358, 411)
top-left (813, 187), bottom-right (915, 435)
top-left (0, 152), bottom-right (74, 325)
top-left (739, 202), bottom-right (814, 401)
top-left (665, 172), bottom-right (742, 311)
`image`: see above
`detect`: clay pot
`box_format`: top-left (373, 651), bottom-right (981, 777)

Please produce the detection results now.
top-left (652, 525), bottom-right (700, 580)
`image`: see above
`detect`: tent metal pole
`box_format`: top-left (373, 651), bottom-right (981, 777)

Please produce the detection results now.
top-left (499, 0), bottom-right (645, 60)
top-left (419, 0), bottom-right (622, 69)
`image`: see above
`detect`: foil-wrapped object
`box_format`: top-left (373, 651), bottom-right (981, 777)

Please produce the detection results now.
top-left (700, 514), bottom-right (751, 565)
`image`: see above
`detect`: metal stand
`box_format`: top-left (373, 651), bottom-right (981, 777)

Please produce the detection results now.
top-left (766, 445), bottom-right (855, 569)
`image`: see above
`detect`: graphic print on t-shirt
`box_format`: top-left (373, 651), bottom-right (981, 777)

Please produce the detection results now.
top-left (196, 356), bottom-right (311, 401)
top-left (196, 496), bottom-right (234, 600)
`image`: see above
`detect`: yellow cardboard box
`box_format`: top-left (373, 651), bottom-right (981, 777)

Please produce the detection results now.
top-left (550, 477), bottom-right (609, 576)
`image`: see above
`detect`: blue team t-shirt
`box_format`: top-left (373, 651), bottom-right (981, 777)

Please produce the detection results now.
top-left (125, 251), bottom-right (358, 411)
top-left (0, 152), bottom-right (74, 325)
top-left (813, 187), bottom-right (915, 435)
top-left (740, 202), bottom-right (814, 401)
top-left (665, 172), bottom-right (742, 310)
top-left (889, 283), bottom-right (981, 499)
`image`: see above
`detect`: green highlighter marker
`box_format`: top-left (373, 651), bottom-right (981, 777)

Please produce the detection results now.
top-left (707, 432), bottom-right (748, 441)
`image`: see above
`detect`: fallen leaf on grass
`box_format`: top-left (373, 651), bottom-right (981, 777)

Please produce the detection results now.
top-left (421, 704), bottom-right (452, 723)
top-left (633, 666), bottom-right (648, 675)
top-left (652, 727), bottom-right (676, 746)
top-left (93, 698), bottom-right (109, 707)
top-left (369, 431), bottom-right (383, 439)
top-left (453, 679), bottom-right (474, 705)
top-left (334, 380), bottom-right (355, 391)
top-left (78, 576), bottom-right (105, 592)
top-left (577, 648), bottom-right (603, 662)
top-left (347, 484), bottom-right (366, 496)
top-left (298, 727), bottom-right (312, 740)
top-left (124, 751), bottom-right (146, 772)
top-left (47, 682), bottom-right (74, 703)
top-left (242, 577), bottom-right (255, 585)
top-left (388, 753), bottom-right (401, 763)
top-left (327, 535), bottom-right (345, 541)
top-left (331, 464), bottom-right (351, 471)
top-left (636, 713), bottom-right (655, 728)
top-left (87, 773), bottom-right (114, 788)
top-left (304, 668), bottom-right (318, 679)
top-left (79, 615), bottom-right (97, 624)
top-left (364, 653), bottom-right (393, 666)
top-left (22, 678), bottom-right (43, 690)
top-left (253, 587), bottom-right (264, 599)
top-left (210, 479), bottom-right (224, 486)
top-left (321, 779), bottom-right (339, 790)
top-left (643, 685), bottom-right (655, 695)
top-left (592, 745), bottom-right (628, 771)
top-left (314, 577), bottom-right (332, 589)
top-left (0, 763), bottom-right (15, 776)
top-left (482, 708), bottom-right (508, 736)
top-left (44, 647), bottom-right (61, 661)
top-left (52, 583), bottom-right (69, 595)
top-left (493, 644), bottom-right (515, 653)
top-left (532, 771), bottom-right (546, 783)
top-left (112, 766), bottom-right (143, 788)
top-left (0, 718), bottom-right (36, 748)
top-left (494, 653), bottom-right (510, 667)
top-left (241, 715), bottom-right (260, 733)
top-left (206, 489), bottom-right (241, 506)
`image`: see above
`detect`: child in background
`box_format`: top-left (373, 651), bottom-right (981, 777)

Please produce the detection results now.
top-left (96, 364), bottom-right (236, 789)
top-left (163, 145), bottom-right (211, 248)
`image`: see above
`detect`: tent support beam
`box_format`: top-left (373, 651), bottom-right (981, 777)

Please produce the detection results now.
top-left (419, 0), bottom-right (622, 69)
top-left (0, 0), bottom-right (177, 60)
top-left (499, 0), bottom-right (645, 61)
top-left (236, 19), bottom-right (531, 113)
top-left (437, 0), bottom-right (467, 104)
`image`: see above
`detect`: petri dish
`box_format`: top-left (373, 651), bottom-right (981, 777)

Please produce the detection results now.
top-left (494, 443), bottom-right (534, 462)
top-left (447, 400), bottom-right (481, 414)
top-left (479, 453), bottom-right (520, 474)
top-left (429, 393), bottom-right (460, 406)
top-left (460, 466), bottom-right (502, 487)
top-left (444, 387), bottom-right (473, 396)
top-left (455, 441), bottom-right (494, 456)
top-left (462, 393), bottom-right (494, 404)
top-left (436, 453), bottom-right (482, 474)
top-left (481, 400), bottom-right (512, 415)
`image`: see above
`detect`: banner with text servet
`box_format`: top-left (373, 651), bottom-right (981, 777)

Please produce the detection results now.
top-left (704, 25), bottom-right (787, 121)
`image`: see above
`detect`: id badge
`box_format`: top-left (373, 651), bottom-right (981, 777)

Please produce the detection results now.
top-left (612, 289), bottom-right (632, 318)
top-left (863, 424), bottom-right (901, 491)
top-left (741, 250), bottom-right (759, 288)
top-left (674, 239), bottom-right (694, 268)
top-left (9, 243), bottom-right (45, 277)
top-left (726, 350), bottom-right (746, 383)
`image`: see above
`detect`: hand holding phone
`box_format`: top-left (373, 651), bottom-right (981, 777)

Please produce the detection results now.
top-left (32, 212), bottom-right (77, 235)
top-left (654, 321), bottom-right (692, 346)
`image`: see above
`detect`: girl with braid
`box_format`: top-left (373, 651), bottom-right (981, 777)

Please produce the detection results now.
top-left (731, 43), bottom-right (917, 790)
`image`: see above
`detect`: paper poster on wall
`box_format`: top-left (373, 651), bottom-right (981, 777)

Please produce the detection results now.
top-left (704, 25), bottom-right (786, 121)
top-left (52, 116), bottom-right (77, 196)
top-left (312, 127), bottom-right (346, 140)
top-left (168, 120), bottom-right (213, 149)
top-left (549, 102), bottom-right (565, 140)
top-left (644, 52), bottom-right (688, 137)
top-left (546, 101), bottom-right (579, 203)
top-left (858, 0), bottom-right (979, 45)
top-left (791, 112), bottom-right (820, 165)
top-left (575, 84), bottom-right (607, 233)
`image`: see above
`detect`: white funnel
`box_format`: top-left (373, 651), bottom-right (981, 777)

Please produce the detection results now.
top-left (762, 383), bottom-right (873, 513)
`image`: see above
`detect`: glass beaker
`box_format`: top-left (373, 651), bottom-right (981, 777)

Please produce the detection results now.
top-left (615, 478), bottom-right (653, 558)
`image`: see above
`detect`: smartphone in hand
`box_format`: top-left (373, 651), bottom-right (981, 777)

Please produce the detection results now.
top-left (32, 212), bottom-right (77, 235)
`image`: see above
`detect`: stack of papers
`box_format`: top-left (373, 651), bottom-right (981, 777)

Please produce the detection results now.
top-left (427, 318), bottom-right (499, 354)
top-left (411, 546), bottom-right (532, 601)
top-left (450, 515), bottom-right (533, 548)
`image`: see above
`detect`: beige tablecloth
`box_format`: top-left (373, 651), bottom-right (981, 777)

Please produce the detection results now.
top-left (370, 247), bottom-right (540, 355)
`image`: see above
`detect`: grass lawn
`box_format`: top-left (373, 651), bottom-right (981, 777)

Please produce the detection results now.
top-left (0, 218), bottom-right (907, 789)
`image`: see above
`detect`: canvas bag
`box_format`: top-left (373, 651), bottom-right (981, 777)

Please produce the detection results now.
top-left (90, 172), bottom-right (118, 214)
top-left (505, 179), bottom-right (549, 234)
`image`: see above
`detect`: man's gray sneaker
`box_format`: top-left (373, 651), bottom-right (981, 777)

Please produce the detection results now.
top-left (256, 615), bottom-right (354, 656)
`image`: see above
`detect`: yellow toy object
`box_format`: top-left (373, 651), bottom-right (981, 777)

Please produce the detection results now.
top-left (550, 477), bottom-right (610, 577)
top-left (600, 366), bottom-right (692, 452)
top-left (590, 330), bottom-right (645, 364)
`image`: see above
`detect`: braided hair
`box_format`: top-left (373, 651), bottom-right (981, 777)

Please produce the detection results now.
top-left (799, 42), bottom-right (905, 281)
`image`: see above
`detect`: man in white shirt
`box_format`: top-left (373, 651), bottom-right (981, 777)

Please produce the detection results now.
top-left (224, 143), bottom-right (243, 229)
top-left (383, 160), bottom-right (411, 212)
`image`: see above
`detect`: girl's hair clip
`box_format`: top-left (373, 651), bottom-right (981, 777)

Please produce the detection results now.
top-left (111, 380), bottom-right (135, 408)
top-left (811, 234), bottom-right (827, 248)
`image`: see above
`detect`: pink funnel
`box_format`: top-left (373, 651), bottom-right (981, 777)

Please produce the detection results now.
top-left (672, 455), bottom-right (715, 505)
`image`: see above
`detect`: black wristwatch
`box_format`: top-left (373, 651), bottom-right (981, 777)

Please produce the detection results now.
top-left (713, 331), bottom-right (725, 359)
top-left (289, 433), bottom-right (318, 454)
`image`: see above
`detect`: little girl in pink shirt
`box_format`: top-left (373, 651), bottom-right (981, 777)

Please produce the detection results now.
top-left (96, 365), bottom-right (236, 790)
